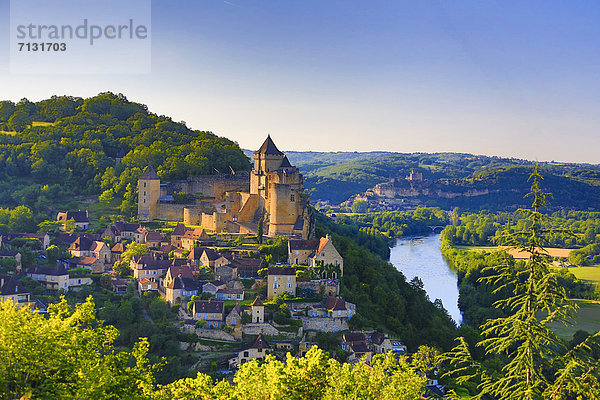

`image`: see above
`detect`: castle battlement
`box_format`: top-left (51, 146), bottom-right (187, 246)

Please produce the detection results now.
top-left (138, 136), bottom-right (314, 240)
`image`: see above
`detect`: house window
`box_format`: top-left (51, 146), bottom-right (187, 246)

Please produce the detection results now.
top-left (273, 284), bottom-right (278, 289)
top-left (274, 276), bottom-right (277, 282)
top-left (258, 348), bottom-right (262, 353)
top-left (243, 351), bottom-right (249, 357)
top-left (287, 276), bottom-right (291, 281)
top-left (232, 317), bottom-right (236, 325)
top-left (143, 182), bottom-right (146, 188)
top-left (290, 194), bottom-right (295, 202)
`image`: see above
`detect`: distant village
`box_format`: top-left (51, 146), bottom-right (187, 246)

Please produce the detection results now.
top-left (0, 137), bottom-right (407, 373)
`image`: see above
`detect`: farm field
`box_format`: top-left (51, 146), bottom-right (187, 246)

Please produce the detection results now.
top-left (546, 300), bottom-right (600, 340)
top-left (455, 244), bottom-right (574, 259)
top-left (567, 265), bottom-right (600, 284)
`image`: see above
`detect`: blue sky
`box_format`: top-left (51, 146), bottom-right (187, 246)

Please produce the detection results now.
top-left (1, 1), bottom-right (599, 163)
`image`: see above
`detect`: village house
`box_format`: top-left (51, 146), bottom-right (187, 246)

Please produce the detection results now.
top-left (27, 264), bottom-right (69, 291)
top-left (0, 275), bottom-right (30, 305)
top-left (215, 263), bottom-right (237, 282)
top-left (53, 233), bottom-right (100, 247)
top-left (307, 296), bottom-right (353, 320)
top-left (68, 237), bottom-right (111, 265)
top-left (199, 248), bottom-right (221, 269)
top-left (232, 257), bottom-right (265, 279)
top-left (110, 242), bottom-right (126, 263)
top-left (288, 234), bottom-right (343, 278)
top-left (68, 274), bottom-right (93, 291)
top-left (267, 266), bottom-right (296, 299)
top-left (229, 333), bottom-right (272, 367)
top-left (250, 296), bottom-right (265, 323)
top-left (298, 337), bottom-right (316, 357)
top-left (368, 331), bottom-right (405, 354)
top-left (56, 210), bottom-right (89, 231)
top-left (340, 332), bottom-right (373, 365)
top-left (192, 299), bottom-right (225, 329)
top-left (138, 278), bottom-right (158, 292)
top-left (130, 255), bottom-right (171, 280)
top-left (180, 228), bottom-right (213, 250)
top-left (186, 246), bottom-right (206, 266)
top-left (145, 231), bottom-right (167, 249)
top-left (215, 288), bottom-right (244, 301)
top-left (68, 256), bottom-right (104, 274)
top-left (170, 223), bottom-right (187, 247)
top-left (0, 251), bottom-right (22, 272)
top-left (161, 265), bottom-right (199, 304)
top-left (102, 222), bottom-right (143, 243)
top-left (271, 340), bottom-right (293, 352)
top-left (1, 233), bottom-right (50, 250)
top-left (202, 280), bottom-right (226, 295)
top-left (112, 278), bottom-right (129, 293)
top-left (225, 303), bottom-right (243, 339)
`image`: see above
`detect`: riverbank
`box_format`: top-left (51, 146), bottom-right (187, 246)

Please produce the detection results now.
top-left (389, 234), bottom-right (462, 325)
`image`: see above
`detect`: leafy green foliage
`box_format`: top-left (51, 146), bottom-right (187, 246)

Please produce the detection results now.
top-left (442, 209), bottom-right (600, 248)
top-left (0, 296), bottom-right (157, 399)
top-left (155, 347), bottom-right (426, 400)
top-left (339, 206), bottom-right (449, 239)
top-left (0, 92), bottom-right (250, 215)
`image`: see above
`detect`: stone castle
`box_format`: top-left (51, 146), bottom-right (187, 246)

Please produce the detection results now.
top-left (138, 136), bottom-right (314, 239)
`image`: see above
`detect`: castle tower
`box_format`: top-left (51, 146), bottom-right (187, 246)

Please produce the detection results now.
top-left (250, 135), bottom-right (285, 196)
top-left (251, 296), bottom-right (264, 323)
top-left (138, 166), bottom-right (160, 221)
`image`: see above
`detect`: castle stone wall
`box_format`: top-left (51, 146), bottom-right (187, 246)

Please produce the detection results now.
top-left (155, 203), bottom-right (186, 221)
top-left (300, 317), bottom-right (348, 332)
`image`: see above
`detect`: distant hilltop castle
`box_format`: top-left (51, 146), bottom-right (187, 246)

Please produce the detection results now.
top-left (138, 135), bottom-right (314, 239)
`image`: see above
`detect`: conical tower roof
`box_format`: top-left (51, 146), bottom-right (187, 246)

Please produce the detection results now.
top-left (279, 155), bottom-right (293, 168)
top-left (139, 166), bottom-right (159, 180)
top-left (251, 296), bottom-right (264, 307)
top-left (256, 135), bottom-right (283, 156)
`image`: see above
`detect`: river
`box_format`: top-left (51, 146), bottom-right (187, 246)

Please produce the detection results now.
top-left (389, 234), bottom-right (462, 324)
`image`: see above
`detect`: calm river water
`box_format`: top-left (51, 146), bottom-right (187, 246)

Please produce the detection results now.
top-left (389, 234), bottom-right (462, 324)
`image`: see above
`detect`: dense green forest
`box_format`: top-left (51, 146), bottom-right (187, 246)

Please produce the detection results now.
top-left (279, 150), bottom-right (600, 209)
top-left (335, 207), bottom-right (450, 239)
top-left (443, 209), bottom-right (600, 251)
top-left (0, 93), bottom-right (250, 216)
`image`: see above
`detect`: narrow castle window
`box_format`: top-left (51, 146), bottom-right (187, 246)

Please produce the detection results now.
top-left (290, 194), bottom-right (295, 202)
